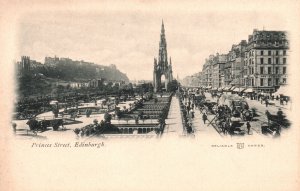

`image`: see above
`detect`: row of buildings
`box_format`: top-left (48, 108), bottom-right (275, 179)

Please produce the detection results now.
top-left (69, 79), bottom-right (126, 89)
top-left (195, 29), bottom-right (289, 93)
top-left (16, 56), bottom-right (43, 74)
top-left (16, 56), bottom-right (127, 89)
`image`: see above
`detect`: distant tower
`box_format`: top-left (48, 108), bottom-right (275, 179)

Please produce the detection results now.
top-left (153, 20), bottom-right (173, 92)
top-left (21, 56), bottom-right (31, 73)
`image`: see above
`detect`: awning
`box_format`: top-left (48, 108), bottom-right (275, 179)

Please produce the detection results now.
top-left (244, 88), bottom-right (253, 93)
top-left (275, 85), bottom-right (290, 97)
top-left (229, 86), bottom-right (236, 90)
top-left (233, 87), bottom-right (245, 92)
top-left (207, 86), bottom-right (212, 89)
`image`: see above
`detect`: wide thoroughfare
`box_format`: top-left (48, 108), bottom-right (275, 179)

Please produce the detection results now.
top-left (12, 92), bottom-right (292, 140)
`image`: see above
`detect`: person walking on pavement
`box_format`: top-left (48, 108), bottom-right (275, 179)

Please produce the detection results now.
top-left (187, 104), bottom-right (190, 114)
top-left (277, 108), bottom-right (284, 127)
top-left (246, 121), bottom-right (251, 135)
top-left (202, 112), bottom-right (208, 124)
top-left (190, 109), bottom-right (194, 118)
top-left (265, 99), bottom-right (269, 107)
top-left (265, 110), bottom-right (271, 125)
top-left (11, 122), bottom-right (17, 134)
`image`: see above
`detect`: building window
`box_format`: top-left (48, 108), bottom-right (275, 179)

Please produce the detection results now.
top-left (283, 58), bottom-right (286, 64)
top-left (268, 50), bottom-right (271, 56)
top-left (276, 58), bottom-right (279, 64)
top-left (275, 78), bottom-right (279, 86)
top-left (252, 68), bottom-right (254, 74)
top-left (268, 58), bottom-right (271, 64)
top-left (260, 58), bottom-right (264, 64)
top-left (276, 50), bottom-right (279, 55)
top-left (283, 67), bottom-right (286, 74)
top-left (260, 78), bottom-right (264, 86)
top-left (283, 50), bottom-right (286, 56)
top-left (268, 78), bottom-right (272, 86)
top-left (268, 67), bottom-right (272, 74)
top-left (261, 50), bottom-right (264, 55)
top-left (252, 78), bottom-right (254, 86)
top-left (260, 67), bottom-right (264, 74)
top-left (275, 67), bottom-right (279, 74)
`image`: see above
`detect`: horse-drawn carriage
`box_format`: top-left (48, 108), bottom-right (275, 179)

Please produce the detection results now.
top-left (219, 94), bottom-right (253, 123)
top-left (261, 110), bottom-right (290, 137)
top-left (201, 100), bottom-right (218, 115)
top-left (261, 122), bottom-right (280, 137)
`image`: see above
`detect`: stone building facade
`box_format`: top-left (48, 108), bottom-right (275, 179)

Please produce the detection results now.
top-left (243, 29), bottom-right (288, 93)
top-left (197, 29), bottom-right (288, 94)
top-left (212, 53), bottom-right (226, 88)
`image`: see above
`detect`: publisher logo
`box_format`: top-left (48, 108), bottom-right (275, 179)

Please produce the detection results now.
top-left (236, 143), bottom-right (244, 149)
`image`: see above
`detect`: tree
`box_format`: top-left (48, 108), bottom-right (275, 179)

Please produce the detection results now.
top-left (167, 80), bottom-right (179, 92)
top-left (104, 112), bottom-right (112, 124)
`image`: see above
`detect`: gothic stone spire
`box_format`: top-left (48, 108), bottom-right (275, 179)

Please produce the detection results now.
top-left (159, 19), bottom-right (168, 69)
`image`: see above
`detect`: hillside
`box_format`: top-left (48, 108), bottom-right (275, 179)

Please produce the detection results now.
top-left (17, 58), bottom-right (130, 98)
top-left (35, 60), bottom-right (129, 82)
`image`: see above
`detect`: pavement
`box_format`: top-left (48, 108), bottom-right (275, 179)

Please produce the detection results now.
top-left (192, 107), bottom-right (222, 139)
top-left (203, 92), bottom-right (292, 136)
top-left (163, 96), bottom-right (184, 138)
top-left (11, 92), bottom-right (292, 140)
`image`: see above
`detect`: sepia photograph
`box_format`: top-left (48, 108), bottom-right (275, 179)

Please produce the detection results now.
top-left (1, 0), bottom-right (300, 191)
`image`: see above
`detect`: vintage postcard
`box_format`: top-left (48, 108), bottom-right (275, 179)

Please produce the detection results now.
top-left (1, 0), bottom-right (300, 191)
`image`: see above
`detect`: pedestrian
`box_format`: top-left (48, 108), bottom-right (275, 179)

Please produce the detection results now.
top-left (277, 108), bottom-right (283, 117)
top-left (265, 99), bottom-right (268, 107)
top-left (280, 98), bottom-right (283, 105)
top-left (187, 105), bottom-right (190, 114)
top-left (246, 121), bottom-right (251, 135)
top-left (265, 110), bottom-right (271, 124)
top-left (277, 108), bottom-right (284, 124)
top-left (202, 112), bottom-right (208, 124)
top-left (11, 122), bottom-right (17, 134)
top-left (191, 109), bottom-right (194, 118)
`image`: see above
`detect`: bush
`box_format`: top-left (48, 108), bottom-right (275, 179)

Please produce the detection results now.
top-left (104, 112), bottom-right (112, 123)
top-left (74, 128), bottom-right (80, 135)
top-left (251, 107), bottom-right (257, 116)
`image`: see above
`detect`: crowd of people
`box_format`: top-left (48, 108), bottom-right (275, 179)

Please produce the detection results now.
top-left (178, 87), bottom-right (288, 136)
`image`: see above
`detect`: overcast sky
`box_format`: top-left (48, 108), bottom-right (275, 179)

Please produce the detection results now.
top-left (16, 1), bottom-right (289, 80)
